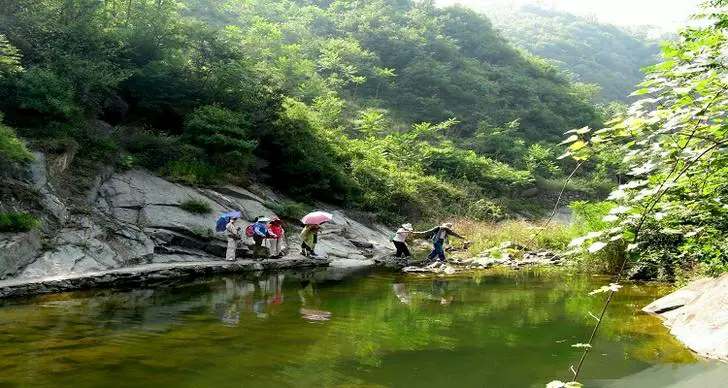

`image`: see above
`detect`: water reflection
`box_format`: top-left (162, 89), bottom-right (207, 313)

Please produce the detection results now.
top-left (392, 283), bottom-right (410, 304)
top-left (298, 276), bottom-right (332, 322)
top-left (0, 269), bottom-right (720, 388)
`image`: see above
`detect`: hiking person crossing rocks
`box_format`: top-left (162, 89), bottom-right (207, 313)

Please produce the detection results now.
top-left (391, 223), bottom-right (414, 258)
top-left (415, 222), bottom-right (467, 264)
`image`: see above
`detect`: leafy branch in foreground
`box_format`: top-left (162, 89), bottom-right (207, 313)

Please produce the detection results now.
top-left (548, 1), bottom-right (728, 384)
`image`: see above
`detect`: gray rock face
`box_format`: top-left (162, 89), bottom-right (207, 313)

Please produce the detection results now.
top-left (3, 164), bottom-right (390, 289)
top-left (0, 230), bottom-right (42, 279)
top-left (18, 216), bottom-right (155, 280)
top-left (644, 273), bottom-right (728, 361)
top-left (28, 152), bottom-right (69, 226)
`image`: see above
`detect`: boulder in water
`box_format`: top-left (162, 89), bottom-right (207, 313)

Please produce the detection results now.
top-left (644, 273), bottom-right (728, 361)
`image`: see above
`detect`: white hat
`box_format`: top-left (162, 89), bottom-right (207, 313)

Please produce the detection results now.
top-left (257, 217), bottom-right (271, 223)
top-left (402, 223), bottom-right (413, 231)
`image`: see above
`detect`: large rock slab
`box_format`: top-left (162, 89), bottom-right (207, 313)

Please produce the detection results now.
top-left (28, 152), bottom-right (69, 225)
top-left (3, 163), bottom-right (392, 288)
top-left (644, 273), bottom-right (728, 361)
top-left (17, 216), bottom-right (155, 280)
top-left (0, 230), bottom-right (42, 279)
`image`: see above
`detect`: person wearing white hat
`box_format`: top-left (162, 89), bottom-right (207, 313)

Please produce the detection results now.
top-left (391, 223), bottom-right (414, 258)
top-left (252, 216), bottom-right (274, 260)
top-left (415, 222), bottom-right (466, 264)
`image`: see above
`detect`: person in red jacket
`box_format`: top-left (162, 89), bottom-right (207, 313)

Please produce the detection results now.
top-left (268, 217), bottom-right (285, 258)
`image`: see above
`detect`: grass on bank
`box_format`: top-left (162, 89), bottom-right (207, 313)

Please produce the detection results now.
top-left (180, 199), bottom-right (213, 215)
top-left (435, 200), bottom-right (625, 273)
top-left (0, 212), bottom-right (40, 232)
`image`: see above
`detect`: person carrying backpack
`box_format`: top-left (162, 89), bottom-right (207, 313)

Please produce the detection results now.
top-left (415, 222), bottom-right (467, 264)
top-left (391, 223), bottom-right (414, 258)
top-left (251, 216), bottom-right (275, 260)
top-left (225, 216), bottom-right (242, 261)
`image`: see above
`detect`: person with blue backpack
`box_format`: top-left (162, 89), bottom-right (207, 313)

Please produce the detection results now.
top-left (250, 216), bottom-right (277, 260)
top-left (415, 222), bottom-right (467, 264)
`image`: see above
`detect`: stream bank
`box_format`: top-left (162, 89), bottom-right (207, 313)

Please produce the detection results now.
top-left (0, 152), bottom-right (393, 296)
top-left (643, 272), bottom-right (728, 362)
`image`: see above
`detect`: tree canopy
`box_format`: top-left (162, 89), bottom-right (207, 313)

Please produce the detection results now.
top-left (0, 0), bottom-right (620, 221)
top-left (474, 3), bottom-right (662, 103)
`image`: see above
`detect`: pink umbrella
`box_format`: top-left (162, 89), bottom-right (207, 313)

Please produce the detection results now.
top-left (301, 211), bottom-right (333, 225)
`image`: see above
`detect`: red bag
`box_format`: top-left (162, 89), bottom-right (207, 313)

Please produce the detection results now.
top-left (245, 224), bottom-right (255, 237)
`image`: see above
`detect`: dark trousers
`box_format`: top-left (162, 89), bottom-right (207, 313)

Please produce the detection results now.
top-left (253, 236), bottom-right (264, 260)
top-left (301, 242), bottom-right (315, 256)
top-left (393, 241), bottom-right (411, 258)
top-left (427, 240), bottom-right (446, 262)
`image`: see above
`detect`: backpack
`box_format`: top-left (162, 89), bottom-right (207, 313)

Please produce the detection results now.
top-left (245, 224), bottom-right (255, 237)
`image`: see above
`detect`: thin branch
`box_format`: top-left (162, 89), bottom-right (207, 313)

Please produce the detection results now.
top-left (570, 87), bottom-right (726, 382)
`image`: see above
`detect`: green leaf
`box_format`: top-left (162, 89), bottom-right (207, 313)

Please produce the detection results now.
top-left (558, 135), bottom-right (579, 145)
top-left (630, 88), bottom-right (650, 96)
top-left (587, 241), bottom-right (607, 253)
top-left (568, 140), bottom-right (586, 151)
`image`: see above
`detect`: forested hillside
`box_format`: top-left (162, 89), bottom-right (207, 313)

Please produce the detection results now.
top-left (473, 3), bottom-right (662, 102)
top-left (0, 0), bottom-right (609, 222)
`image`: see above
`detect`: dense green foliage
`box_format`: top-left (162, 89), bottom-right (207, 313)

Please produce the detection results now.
top-left (565, 0), bottom-right (728, 280)
top-left (0, 211), bottom-right (40, 232)
top-left (0, 0), bottom-right (611, 222)
top-left (0, 114), bottom-right (33, 163)
top-left (474, 3), bottom-right (661, 103)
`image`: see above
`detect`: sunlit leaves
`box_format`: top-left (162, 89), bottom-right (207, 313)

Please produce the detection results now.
top-left (589, 283), bottom-right (622, 296)
top-left (559, 135), bottom-right (579, 145)
top-left (0, 35), bottom-right (22, 78)
top-left (587, 241), bottom-right (607, 253)
top-left (546, 381), bottom-right (583, 388)
top-left (570, 343), bottom-right (592, 349)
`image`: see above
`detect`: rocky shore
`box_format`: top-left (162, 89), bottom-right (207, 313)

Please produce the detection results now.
top-left (643, 273), bottom-right (728, 362)
top-left (0, 256), bottom-right (330, 299)
top-left (374, 245), bottom-right (563, 274)
top-left (0, 152), bottom-right (393, 298)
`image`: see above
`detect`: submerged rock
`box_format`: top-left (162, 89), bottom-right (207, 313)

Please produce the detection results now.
top-left (644, 273), bottom-right (728, 361)
top-left (374, 255), bottom-right (413, 269)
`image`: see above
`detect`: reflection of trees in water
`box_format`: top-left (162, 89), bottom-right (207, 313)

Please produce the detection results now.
top-left (0, 270), bottom-right (697, 387)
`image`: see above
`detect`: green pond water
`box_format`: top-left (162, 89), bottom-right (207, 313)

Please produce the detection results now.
top-left (0, 268), bottom-right (724, 388)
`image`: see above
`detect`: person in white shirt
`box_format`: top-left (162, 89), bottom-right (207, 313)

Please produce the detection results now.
top-left (225, 216), bottom-right (241, 261)
top-left (392, 223), bottom-right (414, 258)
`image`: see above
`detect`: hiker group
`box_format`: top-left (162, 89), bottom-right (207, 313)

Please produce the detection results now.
top-left (217, 209), bottom-right (465, 265)
top-left (218, 211), bottom-right (330, 262)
